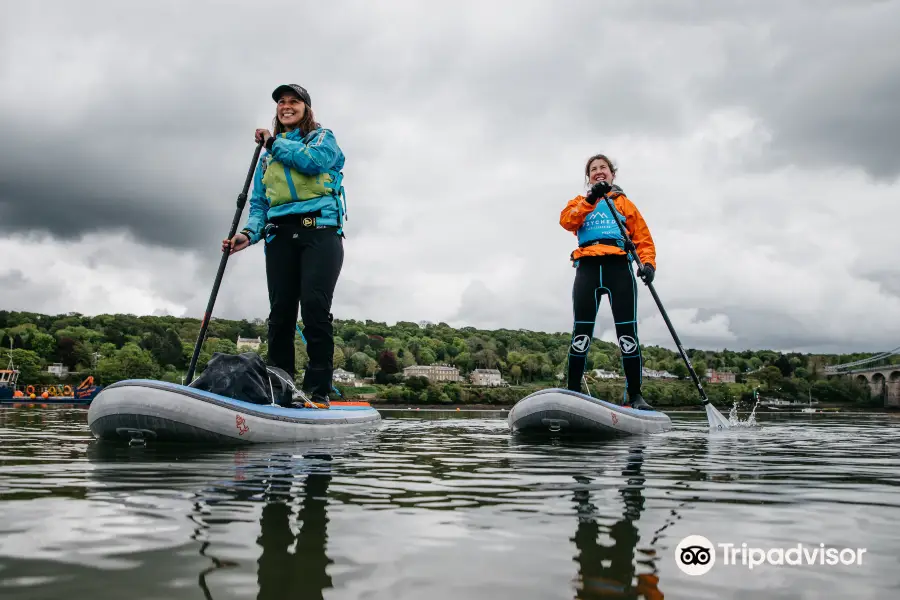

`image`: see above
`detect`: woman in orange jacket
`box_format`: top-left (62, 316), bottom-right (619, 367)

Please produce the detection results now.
top-left (559, 153), bottom-right (656, 410)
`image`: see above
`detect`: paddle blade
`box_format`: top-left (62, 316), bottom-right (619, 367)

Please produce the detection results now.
top-left (706, 403), bottom-right (731, 430)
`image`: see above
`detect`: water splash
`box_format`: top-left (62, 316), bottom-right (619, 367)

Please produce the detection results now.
top-left (728, 401), bottom-right (740, 423)
top-left (727, 398), bottom-right (760, 428)
top-left (745, 398), bottom-right (760, 426)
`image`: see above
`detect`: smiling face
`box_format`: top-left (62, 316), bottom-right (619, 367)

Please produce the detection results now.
top-left (587, 157), bottom-right (615, 184)
top-left (276, 93), bottom-right (306, 130)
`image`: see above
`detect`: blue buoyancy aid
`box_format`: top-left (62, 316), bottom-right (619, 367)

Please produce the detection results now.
top-left (576, 187), bottom-right (627, 249)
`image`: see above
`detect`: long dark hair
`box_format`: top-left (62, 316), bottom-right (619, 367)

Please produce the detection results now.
top-left (273, 105), bottom-right (318, 138)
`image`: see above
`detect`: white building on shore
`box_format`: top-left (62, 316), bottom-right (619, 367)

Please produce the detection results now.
top-left (470, 368), bottom-right (503, 386)
top-left (591, 369), bottom-right (620, 379)
top-left (642, 367), bottom-right (677, 380)
top-left (402, 364), bottom-right (462, 382)
top-left (236, 336), bottom-right (262, 351)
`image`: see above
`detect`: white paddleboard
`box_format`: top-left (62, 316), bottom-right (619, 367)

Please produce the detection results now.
top-left (508, 387), bottom-right (672, 437)
top-left (88, 379), bottom-right (381, 444)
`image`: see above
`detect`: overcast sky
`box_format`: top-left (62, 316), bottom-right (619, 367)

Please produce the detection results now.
top-left (2, 0), bottom-right (899, 355)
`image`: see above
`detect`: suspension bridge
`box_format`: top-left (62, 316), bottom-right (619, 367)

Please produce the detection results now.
top-left (824, 346), bottom-right (900, 408)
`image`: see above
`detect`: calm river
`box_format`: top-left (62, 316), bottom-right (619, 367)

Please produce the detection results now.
top-left (1, 408), bottom-right (898, 599)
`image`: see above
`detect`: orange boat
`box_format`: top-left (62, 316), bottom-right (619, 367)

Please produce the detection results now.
top-left (1, 343), bottom-right (102, 406)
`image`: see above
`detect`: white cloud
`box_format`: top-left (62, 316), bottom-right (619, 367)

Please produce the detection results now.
top-left (1, 0), bottom-right (899, 354)
top-left (0, 233), bottom-right (196, 317)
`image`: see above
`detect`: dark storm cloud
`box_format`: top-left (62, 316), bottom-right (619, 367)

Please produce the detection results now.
top-left (4, 0), bottom-right (896, 251)
top-left (0, 169), bottom-right (201, 249)
top-left (0, 0), bottom-right (381, 250)
top-left (466, 0), bottom-right (900, 179)
top-left (0, 46), bottom-right (271, 251)
top-left (681, 0), bottom-right (900, 180)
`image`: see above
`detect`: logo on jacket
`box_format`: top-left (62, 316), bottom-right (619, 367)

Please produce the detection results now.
top-left (618, 335), bottom-right (637, 354)
top-left (571, 334), bottom-right (591, 353)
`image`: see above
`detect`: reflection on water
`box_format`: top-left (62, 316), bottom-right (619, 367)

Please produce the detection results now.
top-left (227, 452), bottom-right (335, 600)
top-left (572, 445), bottom-right (662, 599)
top-left (1, 408), bottom-right (899, 599)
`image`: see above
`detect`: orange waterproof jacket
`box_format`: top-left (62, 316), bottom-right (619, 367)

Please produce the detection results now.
top-left (560, 189), bottom-right (656, 268)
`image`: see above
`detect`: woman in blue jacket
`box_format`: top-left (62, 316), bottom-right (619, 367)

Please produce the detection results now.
top-left (224, 83), bottom-right (347, 408)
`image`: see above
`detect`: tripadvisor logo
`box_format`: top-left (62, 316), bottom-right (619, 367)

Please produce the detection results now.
top-left (675, 535), bottom-right (867, 575)
top-left (675, 535), bottom-right (715, 576)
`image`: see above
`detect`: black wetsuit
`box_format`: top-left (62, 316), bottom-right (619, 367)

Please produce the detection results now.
top-left (566, 254), bottom-right (643, 402)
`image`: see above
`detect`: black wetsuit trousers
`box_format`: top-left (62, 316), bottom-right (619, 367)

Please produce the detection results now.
top-left (265, 223), bottom-right (343, 397)
top-left (566, 254), bottom-right (643, 401)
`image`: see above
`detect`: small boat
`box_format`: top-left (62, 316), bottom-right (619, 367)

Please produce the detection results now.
top-left (508, 387), bottom-right (672, 437)
top-left (1, 343), bottom-right (103, 405)
top-left (801, 389), bottom-right (819, 413)
top-left (87, 379), bottom-right (381, 444)
top-left (16, 377), bottom-right (101, 403)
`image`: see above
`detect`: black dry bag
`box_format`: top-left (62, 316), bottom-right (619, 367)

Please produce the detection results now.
top-left (190, 352), bottom-right (297, 406)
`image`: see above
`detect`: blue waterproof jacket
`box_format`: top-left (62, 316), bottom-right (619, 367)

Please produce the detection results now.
top-left (242, 126), bottom-right (346, 243)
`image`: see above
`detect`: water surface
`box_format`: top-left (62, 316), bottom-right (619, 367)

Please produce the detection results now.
top-left (1, 408), bottom-right (898, 599)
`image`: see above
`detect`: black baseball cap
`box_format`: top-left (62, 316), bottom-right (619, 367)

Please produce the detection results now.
top-left (271, 84), bottom-right (311, 107)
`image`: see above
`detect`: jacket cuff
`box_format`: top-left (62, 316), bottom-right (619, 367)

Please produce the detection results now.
top-left (242, 228), bottom-right (261, 245)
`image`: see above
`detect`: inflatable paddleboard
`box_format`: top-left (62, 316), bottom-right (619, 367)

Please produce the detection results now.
top-left (508, 387), bottom-right (671, 437)
top-left (87, 379), bottom-right (381, 444)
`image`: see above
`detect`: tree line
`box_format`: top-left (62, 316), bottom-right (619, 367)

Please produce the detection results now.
top-left (0, 310), bottom-right (891, 407)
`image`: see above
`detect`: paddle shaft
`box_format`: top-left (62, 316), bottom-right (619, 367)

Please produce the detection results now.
top-left (599, 194), bottom-right (711, 406)
top-left (186, 141), bottom-right (264, 383)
